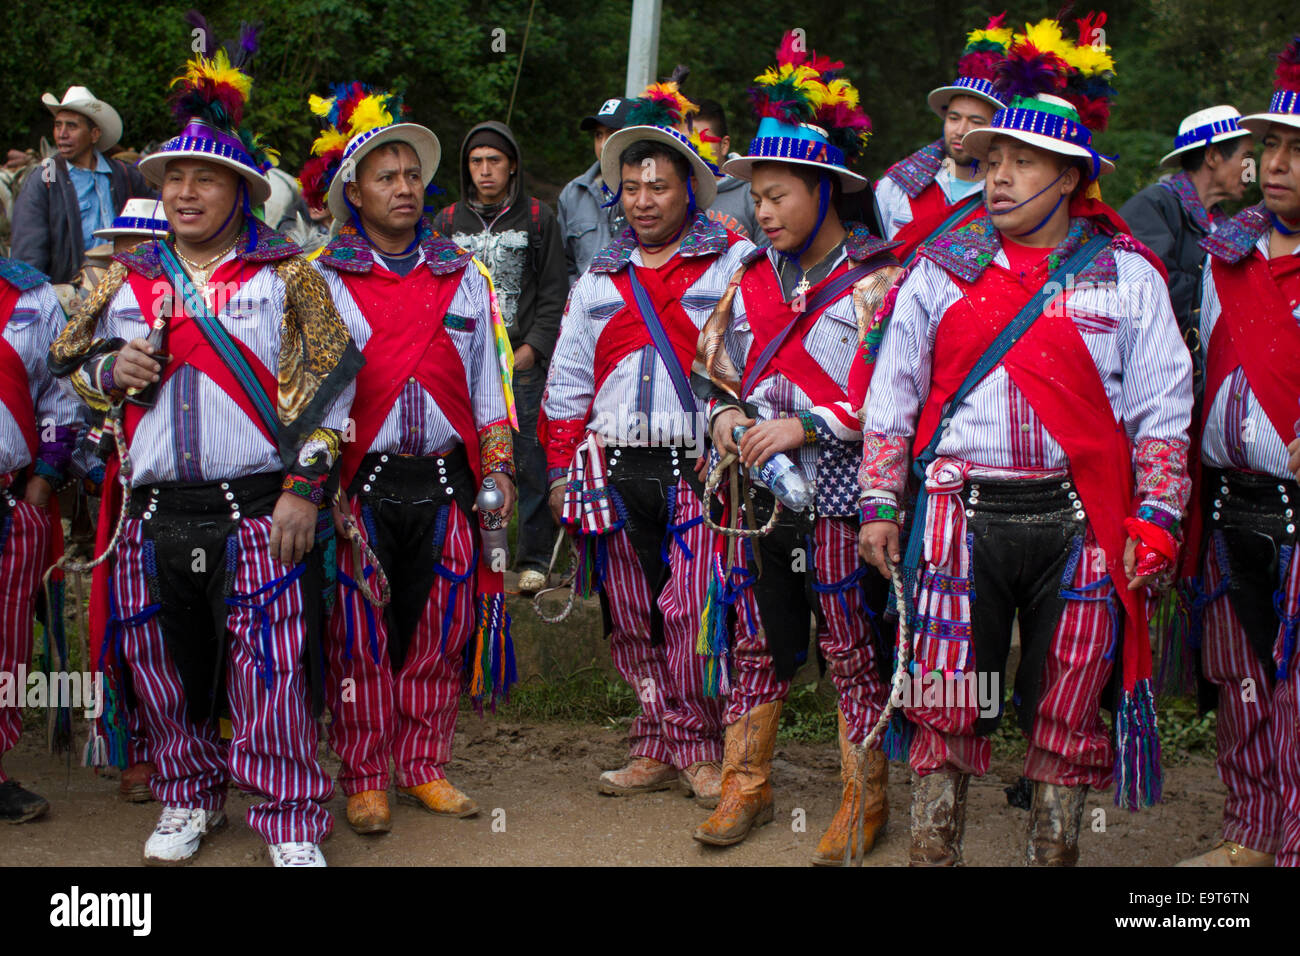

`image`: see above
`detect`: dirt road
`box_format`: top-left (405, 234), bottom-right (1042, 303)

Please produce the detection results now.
top-left (0, 713), bottom-right (1229, 867)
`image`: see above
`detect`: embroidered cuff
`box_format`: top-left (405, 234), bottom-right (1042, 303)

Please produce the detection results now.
top-left (1134, 437), bottom-right (1191, 517)
top-left (797, 409), bottom-right (819, 445)
top-left (548, 467), bottom-right (567, 484)
top-left (1136, 502), bottom-right (1180, 535)
top-left (97, 354), bottom-right (119, 393)
top-left (860, 499), bottom-right (902, 526)
top-left (282, 472), bottom-right (328, 506)
top-left (859, 431), bottom-right (911, 498)
top-left (480, 422), bottom-right (514, 479)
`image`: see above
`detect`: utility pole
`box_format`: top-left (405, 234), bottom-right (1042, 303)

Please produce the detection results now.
top-left (625, 0), bottom-right (662, 98)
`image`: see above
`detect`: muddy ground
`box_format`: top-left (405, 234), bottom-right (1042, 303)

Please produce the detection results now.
top-left (0, 715), bottom-right (1228, 867)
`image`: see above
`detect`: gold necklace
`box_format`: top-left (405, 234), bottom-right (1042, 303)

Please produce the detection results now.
top-left (174, 241), bottom-right (237, 288)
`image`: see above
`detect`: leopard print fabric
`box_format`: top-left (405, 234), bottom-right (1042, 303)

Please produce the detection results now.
top-left (274, 255), bottom-right (355, 425)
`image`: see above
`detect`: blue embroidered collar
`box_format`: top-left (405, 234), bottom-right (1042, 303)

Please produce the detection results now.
top-left (883, 140), bottom-right (945, 200)
top-left (114, 224), bottom-right (303, 278)
top-left (0, 257), bottom-right (49, 291)
top-left (316, 218), bottom-right (474, 275)
top-left (590, 211), bottom-right (730, 273)
top-left (1200, 202), bottom-right (1270, 264)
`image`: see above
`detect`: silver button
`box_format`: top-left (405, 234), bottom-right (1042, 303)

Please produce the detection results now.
top-left (232, 511), bottom-right (241, 520)
top-left (1287, 510), bottom-right (1294, 519)
top-left (439, 467), bottom-right (446, 475)
top-left (143, 512), bottom-right (152, 521)
top-left (152, 487), bottom-right (160, 495)
top-left (183, 451), bottom-right (192, 460)
top-left (440, 476), bottom-right (447, 484)
top-left (446, 488), bottom-right (454, 496)
top-left (1213, 499), bottom-right (1222, 508)
top-left (224, 492), bottom-right (234, 501)
top-left (1020, 423), bottom-right (1031, 432)
top-left (1068, 491), bottom-right (1078, 501)
top-left (220, 482), bottom-right (229, 490)
top-left (181, 403), bottom-right (190, 411)
top-left (1060, 481), bottom-right (1071, 489)
top-left (1290, 524), bottom-right (1297, 535)
top-left (642, 374), bottom-right (651, 381)
top-left (363, 484), bottom-right (371, 492)
top-left (408, 376), bottom-right (416, 384)
top-left (380, 455), bottom-right (389, 463)
top-left (1280, 485), bottom-right (1288, 494)
top-left (367, 474), bottom-right (377, 483)
top-left (1212, 511), bottom-right (1220, 520)
top-left (437, 458), bottom-right (444, 466)
top-left (965, 509), bottom-right (974, 517)
top-left (1284, 495), bottom-right (1291, 504)
top-left (672, 469), bottom-right (680, 476)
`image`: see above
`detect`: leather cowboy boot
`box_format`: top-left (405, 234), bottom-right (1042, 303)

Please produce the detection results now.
top-left (346, 790), bottom-right (392, 835)
top-left (812, 710), bottom-right (888, 865)
top-left (908, 769), bottom-right (970, 866)
top-left (397, 779), bottom-right (480, 818)
top-left (1026, 781), bottom-right (1089, 866)
top-left (693, 701), bottom-right (781, 846)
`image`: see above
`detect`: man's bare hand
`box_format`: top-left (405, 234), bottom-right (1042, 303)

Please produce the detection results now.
top-left (711, 407), bottom-right (753, 457)
top-left (23, 476), bottom-right (53, 508)
top-left (513, 344), bottom-right (538, 372)
top-left (738, 417), bottom-right (804, 471)
top-left (269, 492), bottom-right (318, 566)
top-left (859, 520), bottom-right (901, 579)
top-left (112, 338), bottom-right (168, 391)
top-left (475, 472), bottom-right (517, 521)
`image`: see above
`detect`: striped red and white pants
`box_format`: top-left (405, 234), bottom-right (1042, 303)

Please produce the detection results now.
top-left (1200, 534), bottom-right (1300, 864)
top-left (326, 497), bottom-right (477, 794)
top-left (603, 478), bottom-right (724, 767)
top-left (909, 527), bottom-right (1117, 788)
top-left (726, 516), bottom-right (889, 744)
top-left (114, 517), bottom-right (334, 845)
top-left (0, 499), bottom-right (50, 783)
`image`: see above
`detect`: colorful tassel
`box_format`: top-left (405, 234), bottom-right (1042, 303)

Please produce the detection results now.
top-left (466, 593), bottom-right (516, 712)
top-left (1113, 678), bottom-right (1163, 810)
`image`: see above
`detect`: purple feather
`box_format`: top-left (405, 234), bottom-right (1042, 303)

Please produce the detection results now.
top-left (230, 20), bottom-right (261, 67)
top-left (994, 45), bottom-right (1067, 100)
top-left (184, 9), bottom-right (212, 57)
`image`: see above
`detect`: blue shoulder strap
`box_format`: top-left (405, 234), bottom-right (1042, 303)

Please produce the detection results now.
top-left (157, 243), bottom-right (281, 439)
top-left (625, 266), bottom-right (699, 416)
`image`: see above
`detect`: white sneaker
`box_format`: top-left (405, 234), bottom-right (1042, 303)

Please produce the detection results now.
top-left (268, 841), bottom-right (326, 867)
top-left (143, 806), bottom-right (226, 864)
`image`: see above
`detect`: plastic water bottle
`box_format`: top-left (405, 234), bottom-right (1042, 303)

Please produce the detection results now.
top-left (732, 425), bottom-right (814, 511)
top-left (476, 477), bottom-right (510, 569)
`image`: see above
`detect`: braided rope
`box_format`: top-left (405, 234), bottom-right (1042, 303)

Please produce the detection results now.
top-left (532, 528), bottom-right (579, 624)
top-left (334, 491), bottom-right (391, 609)
top-left (701, 453), bottom-right (783, 538)
top-left (843, 555), bottom-right (912, 866)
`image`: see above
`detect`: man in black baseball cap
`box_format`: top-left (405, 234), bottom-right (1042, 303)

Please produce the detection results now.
top-left (558, 97), bottom-right (632, 282)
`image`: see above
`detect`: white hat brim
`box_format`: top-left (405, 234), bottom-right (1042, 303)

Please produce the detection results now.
top-left (926, 85), bottom-right (1004, 119)
top-left (43, 93), bottom-right (122, 153)
top-left (93, 225), bottom-right (166, 240)
top-left (962, 126), bottom-right (1116, 176)
top-left (720, 155), bottom-right (870, 193)
top-left (1159, 128), bottom-right (1253, 168)
top-left (138, 150), bottom-right (273, 206)
top-left (600, 126), bottom-right (719, 210)
top-left (1240, 113), bottom-right (1300, 138)
top-left (326, 124), bottom-right (440, 224)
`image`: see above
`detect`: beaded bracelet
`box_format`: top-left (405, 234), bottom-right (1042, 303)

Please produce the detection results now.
top-left (797, 409), bottom-right (818, 445)
top-left (859, 500), bottom-right (900, 525)
top-left (282, 473), bottom-right (327, 506)
top-left (98, 354), bottom-right (118, 393)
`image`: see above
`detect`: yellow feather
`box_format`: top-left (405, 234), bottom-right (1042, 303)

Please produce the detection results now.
top-left (308, 94), bottom-right (335, 118)
top-left (969, 26), bottom-right (1013, 47)
top-left (1063, 40), bottom-right (1115, 77)
top-left (346, 95), bottom-right (394, 137)
top-left (177, 48), bottom-right (252, 101)
top-left (1021, 18), bottom-right (1072, 60)
top-left (311, 128), bottom-right (349, 157)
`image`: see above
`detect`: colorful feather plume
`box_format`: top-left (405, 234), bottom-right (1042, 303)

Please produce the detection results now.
top-left (956, 13), bottom-right (1014, 81)
top-left (994, 12), bottom-right (1116, 131)
top-left (625, 80), bottom-right (699, 131)
top-left (1276, 34), bottom-right (1300, 93)
top-left (168, 12), bottom-right (277, 152)
top-left (298, 82), bottom-right (407, 209)
top-left (748, 31), bottom-right (872, 160)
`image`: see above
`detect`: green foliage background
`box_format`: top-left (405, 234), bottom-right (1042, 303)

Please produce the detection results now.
top-left (1, 0), bottom-right (1292, 207)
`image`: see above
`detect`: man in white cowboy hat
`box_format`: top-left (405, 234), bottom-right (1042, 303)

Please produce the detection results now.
top-left (0, 254), bottom-right (80, 825)
top-left (299, 84), bottom-right (517, 835)
top-left (860, 19), bottom-right (1193, 866)
top-left (10, 86), bottom-right (153, 285)
top-left (1120, 106), bottom-right (1254, 397)
top-left (691, 32), bottom-right (899, 859)
top-left (1178, 33), bottom-right (1300, 869)
top-left (47, 30), bottom-right (362, 868)
top-left (543, 83), bottom-right (754, 807)
top-left (874, 16), bottom-right (1011, 264)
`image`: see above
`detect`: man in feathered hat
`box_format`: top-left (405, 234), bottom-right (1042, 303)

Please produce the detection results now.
top-left (300, 83), bottom-right (517, 835)
top-left (542, 82), bottom-right (755, 805)
top-left (1178, 34), bottom-right (1300, 869)
top-left (874, 15), bottom-right (1011, 265)
top-left (859, 15), bottom-right (1193, 866)
top-left (0, 255), bottom-right (79, 823)
top-left (1120, 107), bottom-right (1253, 400)
top-left (47, 18), bottom-right (362, 867)
top-left (690, 33), bottom-right (900, 858)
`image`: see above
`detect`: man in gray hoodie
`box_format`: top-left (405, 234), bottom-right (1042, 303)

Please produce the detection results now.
top-left (556, 97), bottom-right (631, 284)
top-left (434, 122), bottom-right (567, 595)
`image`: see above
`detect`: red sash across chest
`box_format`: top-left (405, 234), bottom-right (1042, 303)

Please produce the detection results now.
top-left (738, 259), bottom-right (858, 430)
top-left (338, 263), bottom-right (476, 489)
top-left (125, 260), bottom-right (278, 446)
top-left (914, 259), bottom-right (1148, 684)
top-left (1202, 253), bottom-right (1300, 446)
top-left (598, 255), bottom-right (715, 394)
top-left (0, 281), bottom-right (36, 461)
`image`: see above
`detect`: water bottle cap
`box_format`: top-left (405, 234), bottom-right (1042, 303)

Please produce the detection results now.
top-left (482, 477), bottom-right (496, 489)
